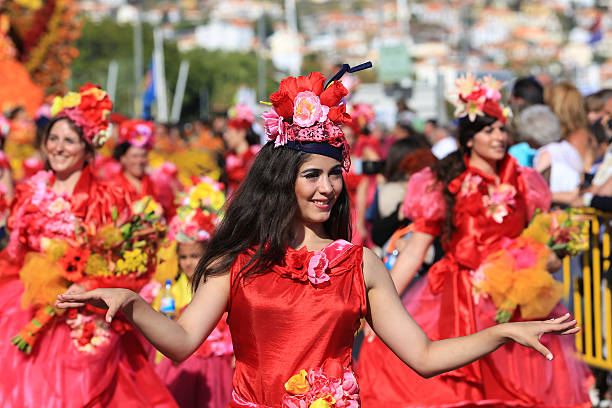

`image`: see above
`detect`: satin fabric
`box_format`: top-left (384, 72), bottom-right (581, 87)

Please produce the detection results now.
top-left (228, 240), bottom-right (366, 407)
top-left (0, 165), bottom-right (176, 407)
top-left (356, 155), bottom-right (592, 408)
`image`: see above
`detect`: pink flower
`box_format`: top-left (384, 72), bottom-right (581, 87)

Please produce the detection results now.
top-left (307, 251), bottom-right (329, 285)
top-left (341, 371), bottom-right (359, 395)
top-left (293, 91), bottom-right (328, 128)
top-left (262, 109), bottom-right (284, 141)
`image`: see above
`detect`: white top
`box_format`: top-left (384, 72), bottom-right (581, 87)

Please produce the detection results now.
top-left (534, 140), bottom-right (583, 193)
top-left (431, 137), bottom-right (458, 159)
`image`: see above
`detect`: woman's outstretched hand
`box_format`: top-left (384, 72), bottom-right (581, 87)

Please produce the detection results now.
top-left (504, 313), bottom-right (579, 360)
top-left (56, 288), bottom-right (137, 323)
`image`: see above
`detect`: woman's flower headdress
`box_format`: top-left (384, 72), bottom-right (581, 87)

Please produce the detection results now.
top-left (51, 83), bottom-right (113, 148)
top-left (261, 62), bottom-right (372, 171)
top-left (118, 119), bottom-right (156, 150)
top-left (168, 177), bottom-right (225, 244)
top-left (227, 103), bottom-right (255, 131)
top-left (452, 73), bottom-right (510, 124)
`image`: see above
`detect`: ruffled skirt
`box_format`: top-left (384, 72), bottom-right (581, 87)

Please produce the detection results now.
top-left (0, 278), bottom-right (177, 408)
top-left (356, 274), bottom-right (593, 408)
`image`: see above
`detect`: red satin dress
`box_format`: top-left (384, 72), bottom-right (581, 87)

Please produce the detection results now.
top-left (356, 156), bottom-right (592, 407)
top-left (228, 240), bottom-right (366, 408)
top-left (0, 165), bottom-right (177, 407)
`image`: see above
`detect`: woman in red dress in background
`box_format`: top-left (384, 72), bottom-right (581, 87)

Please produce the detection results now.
top-left (58, 71), bottom-right (580, 408)
top-left (223, 104), bottom-right (261, 194)
top-left (356, 74), bottom-right (592, 407)
top-left (0, 84), bottom-right (177, 407)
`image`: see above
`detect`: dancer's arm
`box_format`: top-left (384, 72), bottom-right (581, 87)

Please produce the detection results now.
top-left (56, 273), bottom-right (229, 362)
top-left (363, 248), bottom-right (578, 378)
top-left (389, 231), bottom-right (434, 293)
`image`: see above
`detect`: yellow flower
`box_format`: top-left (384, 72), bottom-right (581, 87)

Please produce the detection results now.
top-left (285, 369), bottom-right (311, 395)
top-left (310, 396), bottom-right (336, 408)
top-left (42, 238), bottom-right (68, 261)
top-left (96, 225), bottom-right (123, 250)
top-left (116, 248), bottom-right (148, 276)
top-left (51, 96), bottom-right (64, 117)
top-left (62, 92), bottom-right (81, 109)
top-left (85, 254), bottom-right (109, 277)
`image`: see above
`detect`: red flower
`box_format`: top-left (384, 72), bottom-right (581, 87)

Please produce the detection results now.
top-left (59, 246), bottom-right (91, 281)
top-left (328, 105), bottom-right (352, 124)
top-left (297, 72), bottom-right (325, 96)
top-left (482, 99), bottom-right (506, 123)
top-left (67, 309), bottom-right (78, 319)
top-left (111, 318), bottom-right (129, 334)
top-left (270, 91), bottom-right (295, 119)
top-left (319, 81), bottom-right (348, 107)
top-left (286, 247), bottom-right (309, 271)
top-left (78, 336), bottom-right (90, 346)
top-left (82, 321), bottom-right (96, 337)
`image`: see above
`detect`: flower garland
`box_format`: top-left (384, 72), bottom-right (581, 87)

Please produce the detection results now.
top-left (283, 367), bottom-right (360, 408)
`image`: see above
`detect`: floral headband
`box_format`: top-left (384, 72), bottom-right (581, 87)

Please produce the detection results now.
top-left (452, 73), bottom-right (510, 124)
top-left (118, 119), bottom-right (156, 150)
top-left (51, 83), bottom-right (113, 147)
top-left (227, 104), bottom-right (255, 131)
top-left (168, 177), bottom-right (225, 244)
top-left (261, 63), bottom-right (372, 171)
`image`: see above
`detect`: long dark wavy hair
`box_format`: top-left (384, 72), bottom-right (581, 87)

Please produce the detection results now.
top-left (191, 142), bottom-right (352, 290)
top-left (432, 114), bottom-right (498, 241)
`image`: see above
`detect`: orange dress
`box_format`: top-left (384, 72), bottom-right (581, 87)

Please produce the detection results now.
top-left (228, 240), bottom-right (366, 408)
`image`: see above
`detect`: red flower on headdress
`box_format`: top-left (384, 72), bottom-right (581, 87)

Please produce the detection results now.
top-left (328, 105), bottom-right (351, 124)
top-left (320, 81), bottom-right (348, 107)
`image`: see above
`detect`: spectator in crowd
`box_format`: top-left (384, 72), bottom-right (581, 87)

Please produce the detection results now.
top-left (534, 82), bottom-right (596, 205)
top-left (509, 104), bottom-right (561, 167)
top-left (509, 77), bottom-right (544, 113)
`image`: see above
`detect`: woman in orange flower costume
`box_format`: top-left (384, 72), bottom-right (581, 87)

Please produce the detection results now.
top-left (356, 74), bottom-right (592, 407)
top-left (223, 103), bottom-right (261, 194)
top-left (59, 68), bottom-right (581, 408)
top-left (0, 84), bottom-right (177, 407)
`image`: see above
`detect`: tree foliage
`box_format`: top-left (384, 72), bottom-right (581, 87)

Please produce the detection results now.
top-left (70, 18), bottom-right (276, 122)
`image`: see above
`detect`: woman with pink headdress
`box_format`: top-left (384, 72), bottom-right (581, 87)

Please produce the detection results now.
top-left (223, 104), bottom-right (261, 194)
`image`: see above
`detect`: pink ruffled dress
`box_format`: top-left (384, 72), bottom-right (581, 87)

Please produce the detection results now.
top-left (356, 155), bottom-right (593, 408)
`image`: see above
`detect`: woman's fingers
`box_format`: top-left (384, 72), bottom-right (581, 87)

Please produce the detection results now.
top-left (55, 300), bottom-right (86, 308)
top-left (531, 338), bottom-right (554, 360)
top-left (106, 302), bottom-right (120, 323)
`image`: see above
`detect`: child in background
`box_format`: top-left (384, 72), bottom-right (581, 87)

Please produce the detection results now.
top-left (152, 177), bottom-right (233, 408)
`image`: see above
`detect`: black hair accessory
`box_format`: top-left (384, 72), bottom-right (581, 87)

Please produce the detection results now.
top-left (324, 62), bottom-right (373, 89)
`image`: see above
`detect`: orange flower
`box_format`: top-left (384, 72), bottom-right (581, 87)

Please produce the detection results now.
top-left (285, 369), bottom-right (311, 395)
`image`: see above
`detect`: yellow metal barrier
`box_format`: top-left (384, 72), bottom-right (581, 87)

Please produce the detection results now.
top-left (567, 209), bottom-right (612, 370)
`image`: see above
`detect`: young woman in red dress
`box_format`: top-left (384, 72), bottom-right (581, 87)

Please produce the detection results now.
top-left (356, 74), bottom-right (592, 407)
top-left (58, 72), bottom-right (580, 408)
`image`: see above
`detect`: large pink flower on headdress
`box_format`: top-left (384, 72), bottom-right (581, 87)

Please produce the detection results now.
top-left (293, 91), bottom-right (329, 128)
